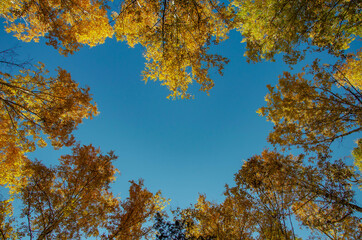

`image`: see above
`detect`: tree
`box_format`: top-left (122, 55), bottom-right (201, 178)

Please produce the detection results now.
top-left (113, 0), bottom-right (233, 99)
top-left (0, 51), bottom-right (98, 192)
top-left (226, 151), bottom-right (302, 240)
top-left (3, 0), bottom-right (113, 55)
top-left (179, 150), bottom-right (361, 239)
top-left (231, 0), bottom-right (362, 64)
top-left (258, 51), bottom-right (362, 155)
top-left (104, 179), bottom-right (166, 240)
top-left (231, 150), bottom-right (361, 239)
top-left (2, 0), bottom-right (234, 99)
top-left (180, 194), bottom-right (255, 240)
top-left (0, 144), bottom-right (166, 239)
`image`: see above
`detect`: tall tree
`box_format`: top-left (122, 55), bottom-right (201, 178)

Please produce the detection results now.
top-left (180, 150), bottom-right (361, 239)
top-left (226, 151), bottom-right (301, 240)
top-left (232, 150), bottom-right (361, 239)
top-left (232, 0), bottom-right (362, 64)
top-left (0, 52), bottom-right (98, 192)
top-left (113, 0), bottom-right (233, 98)
top-left (2, 0), bottom-right (233, 99)
top-left (258, 51), bottom-right (362, 155)
top-left (0, 144), bottom-right (166, 239)
top-left (3, 0), bottom-right (113, 55)
top-left (180, 194), bottom-right (255, 240)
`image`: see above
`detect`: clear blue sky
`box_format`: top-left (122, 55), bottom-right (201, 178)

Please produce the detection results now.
top-left (1, 25), bottom-right (359, 214)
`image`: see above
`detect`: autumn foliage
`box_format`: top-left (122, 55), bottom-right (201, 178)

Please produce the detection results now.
top-left (0, 145), bottom-right (166, 239)
top-left (0, 0), bottom-right (361, 239)
top-left (0, 62), bottom-right (98, 193)
top-left (258, 54), bottom-right (362, 154)
top-left (180, 150), bottom-right (361, 239)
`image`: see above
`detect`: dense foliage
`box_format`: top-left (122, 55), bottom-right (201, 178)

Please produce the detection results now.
top-left (0, 0), bottom-right (360, 239)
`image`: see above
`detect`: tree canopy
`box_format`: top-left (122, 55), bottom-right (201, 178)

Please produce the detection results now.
top-left (0, 0), bottom-right (361, 239)
top-left (180, 150), bottom-right (361, 239)
top-left (0, 144), bottom-right (167, 239)
top-left (0, 52), bottom-right (97, 192)
top-left (258, 52), bottom-right (362, 154)
top-left (232, 0), bottom-right (362, 63)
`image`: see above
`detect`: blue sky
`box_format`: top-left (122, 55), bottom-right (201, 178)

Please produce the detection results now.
top-left (1, 24), bottom-right (360, 216)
